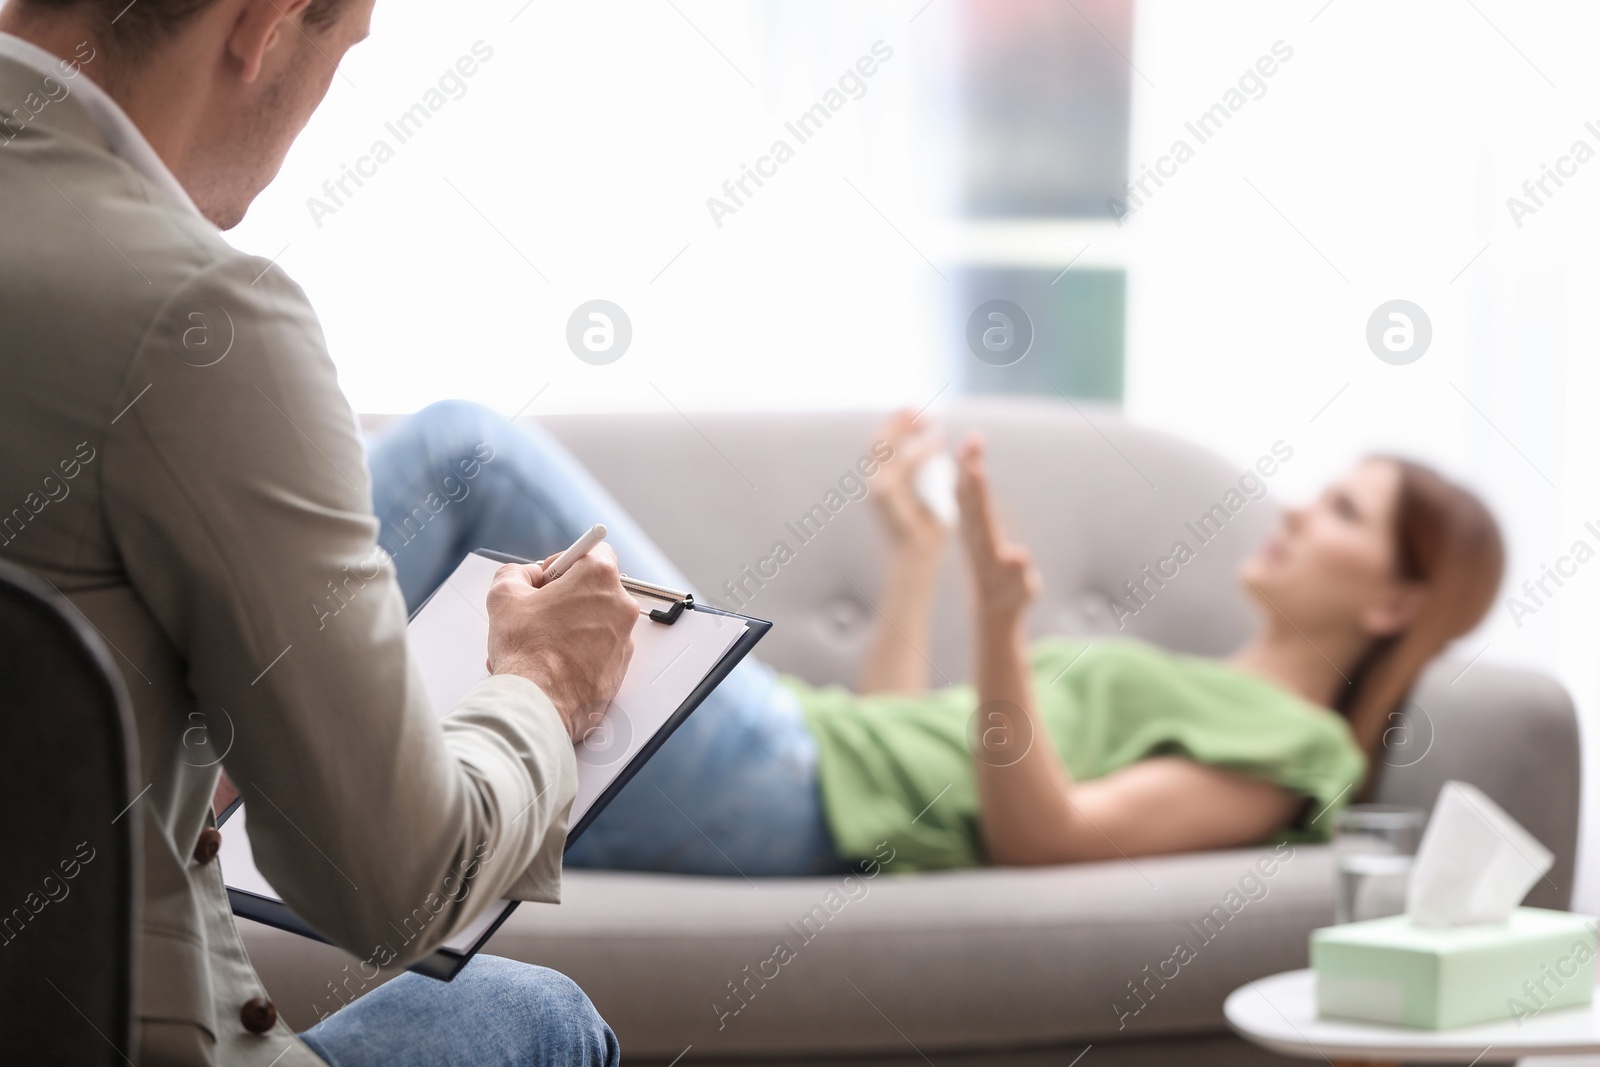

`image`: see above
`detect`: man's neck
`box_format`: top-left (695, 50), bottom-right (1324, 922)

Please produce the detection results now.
top-left (0, 13), bottom-right (209, 196)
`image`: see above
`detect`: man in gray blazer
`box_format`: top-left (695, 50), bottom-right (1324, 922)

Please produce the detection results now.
top-left (0, 0), bottom-right (639, 1063)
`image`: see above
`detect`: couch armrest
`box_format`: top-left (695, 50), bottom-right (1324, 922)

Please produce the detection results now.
top-left (1371, 658), bottom-right (1579, 910)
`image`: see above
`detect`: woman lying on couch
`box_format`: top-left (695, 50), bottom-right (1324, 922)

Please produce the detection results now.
top-left (372, 402), bottom-right (1504, 877)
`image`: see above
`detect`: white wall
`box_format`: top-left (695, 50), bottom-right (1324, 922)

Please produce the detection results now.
top-left (227, 0), bottom-right (947, 416)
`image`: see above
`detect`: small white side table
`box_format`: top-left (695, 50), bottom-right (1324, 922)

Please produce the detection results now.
top-left (1225, 970), bottom-right (1600, 1066)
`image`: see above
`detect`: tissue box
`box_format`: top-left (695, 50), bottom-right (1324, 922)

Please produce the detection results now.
top-left (1312, 907), bottom-right (1596, 1029)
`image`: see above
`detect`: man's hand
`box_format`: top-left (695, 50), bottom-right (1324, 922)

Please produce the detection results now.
top-left (485, 544), bottom-right (638, 744)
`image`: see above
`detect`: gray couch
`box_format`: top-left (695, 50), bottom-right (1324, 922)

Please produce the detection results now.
top-left (243, 400), bottom-right (1581, 1065)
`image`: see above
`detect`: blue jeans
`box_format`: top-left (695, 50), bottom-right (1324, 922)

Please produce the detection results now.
top-left (300, 957), bottom-right (618, 1067)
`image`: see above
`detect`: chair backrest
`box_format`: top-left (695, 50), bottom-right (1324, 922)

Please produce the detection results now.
top-left (0, 560), bottom-right (141, 1064)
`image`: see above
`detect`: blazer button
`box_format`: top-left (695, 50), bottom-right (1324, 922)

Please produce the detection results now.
top-left (240, 996), bottom-right (278, 1034)
top-left (193, 827), bottom-right (222, 865)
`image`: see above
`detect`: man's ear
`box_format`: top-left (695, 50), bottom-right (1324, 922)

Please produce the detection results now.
top-left (229, 0), bottom-right (313, 83)
top-left (1361, 581), bottom-right (1425, 637)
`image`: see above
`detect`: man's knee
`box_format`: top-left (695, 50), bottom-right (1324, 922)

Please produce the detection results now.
top-left (485, 959), bottom-right (619, 1067)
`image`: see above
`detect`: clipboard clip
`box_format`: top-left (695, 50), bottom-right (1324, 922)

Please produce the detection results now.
top-left (621, 575), bottom-right (694, 625)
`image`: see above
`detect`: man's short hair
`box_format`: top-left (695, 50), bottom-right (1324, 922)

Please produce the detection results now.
top-left (19, 0), bottom-right (349, 55)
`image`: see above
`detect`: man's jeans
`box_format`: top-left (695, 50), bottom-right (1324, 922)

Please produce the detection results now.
top-left (300, 956), bottom-right (617, 1067)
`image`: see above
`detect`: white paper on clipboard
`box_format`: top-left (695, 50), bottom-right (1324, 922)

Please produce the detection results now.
top-left (220, 550), bottom-right (746, 955)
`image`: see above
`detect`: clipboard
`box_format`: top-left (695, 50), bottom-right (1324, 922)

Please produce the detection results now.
top-left (220, 548), bottom-right (770, 980)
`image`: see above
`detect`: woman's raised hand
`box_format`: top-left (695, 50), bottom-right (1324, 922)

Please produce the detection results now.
top-left (956, 431), bottom-right (1041, 621)
top-left (870, 408), bottom-right (948, 556)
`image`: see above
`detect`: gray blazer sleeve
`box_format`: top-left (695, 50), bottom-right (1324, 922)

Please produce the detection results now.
top-left (103, 253), bottom-right (577, 963)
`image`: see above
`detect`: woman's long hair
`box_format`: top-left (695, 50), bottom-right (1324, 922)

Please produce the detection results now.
top-left (1334, 458), bottom-right (1504, 785)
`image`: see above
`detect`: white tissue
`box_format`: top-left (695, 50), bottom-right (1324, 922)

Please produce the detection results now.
top-left (1405, 780), bottom-right (1554, 928)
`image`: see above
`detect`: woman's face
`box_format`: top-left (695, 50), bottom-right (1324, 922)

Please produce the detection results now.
top-left (1238, 459), bottom-right (1415, 638)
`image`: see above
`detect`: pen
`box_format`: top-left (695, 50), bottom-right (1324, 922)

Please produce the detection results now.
top-left (543, 523), bottom-right (607, 581)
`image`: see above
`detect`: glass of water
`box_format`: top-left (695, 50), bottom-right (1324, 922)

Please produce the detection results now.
top-left (1332, 804), bottom-right (1425, 924)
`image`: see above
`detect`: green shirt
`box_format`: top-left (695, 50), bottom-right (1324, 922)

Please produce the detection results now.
top-left (783, 637), bottom-right (1367, 872)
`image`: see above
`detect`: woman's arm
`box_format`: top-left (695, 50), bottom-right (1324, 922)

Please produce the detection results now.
top-left (955, 434), bottom-right (1299, 864)
top-left (955, 431), bottom-right (1076, 860)
top-left (1021, 757), bottom-right (1302, 862)
top-left (858, 409), bottom-right (948, 694)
